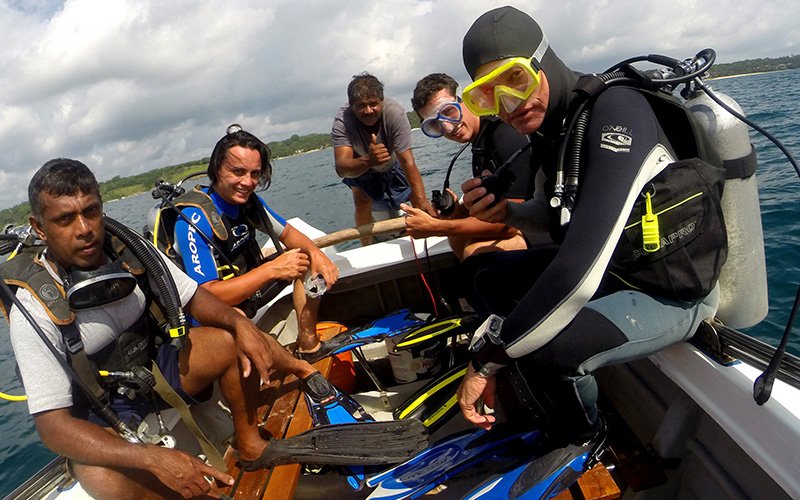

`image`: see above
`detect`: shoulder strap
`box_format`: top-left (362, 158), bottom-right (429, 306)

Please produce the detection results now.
top-left (243, 194), bottom-right (284, 256)
top-left (173, 187), bottom-right (229, 241)
top-left (0, 247), bottom-right (74, 325)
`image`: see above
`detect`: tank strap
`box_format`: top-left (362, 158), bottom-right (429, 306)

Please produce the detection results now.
top-left (62, 322), bottom-right (108, 402)
top-left (724, 145), bottom-right (757, 179)
top-left (150, 362), bottom-right (226, 471)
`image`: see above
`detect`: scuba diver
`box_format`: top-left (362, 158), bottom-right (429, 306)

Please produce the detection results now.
top-left (455, 6), bottom-right (727, 445)
top-left (406, 72), bottom-right (553, 262)
top-left (150, 124), bottom-right (339, 359)
top-left (0, 159), bottom-right (427, 498)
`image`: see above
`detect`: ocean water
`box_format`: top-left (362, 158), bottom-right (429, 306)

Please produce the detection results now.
top-left (0, 69), bottom-right (798, 496)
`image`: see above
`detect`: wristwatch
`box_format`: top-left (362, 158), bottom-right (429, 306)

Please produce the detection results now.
top-left (471, 359), bottom-right (506, 378)
top-left (468, 314), bottom-right (504, 352)
top-left (469, 314), bottom-right (506, 378)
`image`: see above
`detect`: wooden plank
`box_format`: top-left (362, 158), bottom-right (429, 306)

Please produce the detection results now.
top-left (576, 463), bottom-right (621, 500)
top-left (261, 359), bottom-right (330, 499)
top-left (551, 463), bottom-right (621, 500)
top-left (219, 324), bottom-right (345, 499)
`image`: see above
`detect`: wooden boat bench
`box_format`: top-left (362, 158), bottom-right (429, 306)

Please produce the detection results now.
top-left (219, 323), bottom-right (346, 500)
top-left (553, 462), bottom-right (622, 500)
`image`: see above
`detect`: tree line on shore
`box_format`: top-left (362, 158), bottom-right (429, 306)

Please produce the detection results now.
top-left (709, 54), bottom-right (798, 78)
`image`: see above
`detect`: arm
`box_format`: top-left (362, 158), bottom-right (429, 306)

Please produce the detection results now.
top-left (280, 224), bottom-right (339, 287)
top-left (34, 408), bottom-right (232, 495)
top-left (198, 249), bottom-right (309, 306)
top-left (185, 285), bottom-right (309, 379)
top-left (401, 202), bottom-right (518, 240)
top-left (334, 145), bottom-right (377, 179)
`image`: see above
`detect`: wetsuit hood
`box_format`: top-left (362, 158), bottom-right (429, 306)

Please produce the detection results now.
top-left (462, 6), bottom-right (578, 139)
top-left (463, 6), bottom-right (545, 79)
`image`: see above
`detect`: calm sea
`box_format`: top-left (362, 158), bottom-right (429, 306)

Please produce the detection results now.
top-left (0, 69), bottom-right (798, 497)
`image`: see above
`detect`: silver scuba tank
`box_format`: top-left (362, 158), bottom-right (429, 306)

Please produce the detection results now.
top-left (687, 89), bottom-right (768, 329)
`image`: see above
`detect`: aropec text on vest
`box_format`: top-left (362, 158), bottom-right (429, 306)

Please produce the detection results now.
top-left (229, 224), bottom-right (251, 252)
top-left (187, 212), bottom-right (205, 277)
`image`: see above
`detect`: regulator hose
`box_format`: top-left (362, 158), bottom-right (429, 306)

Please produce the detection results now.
top-left (103, 216), bottom-right (188, 347)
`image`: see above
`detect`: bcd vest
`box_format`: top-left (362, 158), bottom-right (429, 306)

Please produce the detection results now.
top-left (151, 186), bottom-right (289, 317)
top-left (602, 89), bottom-right (728, 300)
top-left (0, 236), bottom-right (157, 404)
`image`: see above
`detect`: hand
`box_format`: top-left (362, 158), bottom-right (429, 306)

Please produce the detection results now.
top-left (266, 248), bottom-right (310, 281)
top-left (368, 134), bottom-right (391, 166)
top-left (401, 203), bottom-right (442, 238)
top-left (232, 318), bottom-right (278, 380)
top-left (457, 364), bottom-right (497, 431)
top-left (413, 195), bottom-right (437, 217)
top-left (310, 251), bottom-right (339, 288)
top-left (461, 171), bottom-right (509, 223)
top-left (147, 445), bottom-right (234, 498)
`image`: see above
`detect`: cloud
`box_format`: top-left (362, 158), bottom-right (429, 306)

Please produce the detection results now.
top-left (0, 0), bottom-right (797, 208)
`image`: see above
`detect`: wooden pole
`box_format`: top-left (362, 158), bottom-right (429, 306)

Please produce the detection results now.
top-left (263, 217), bottom-right (407, 255)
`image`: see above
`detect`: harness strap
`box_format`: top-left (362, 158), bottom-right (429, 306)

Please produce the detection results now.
top-left (61, 322), bottom-right (108, 402)
top-left (150, 362), bottom-right (226, 472)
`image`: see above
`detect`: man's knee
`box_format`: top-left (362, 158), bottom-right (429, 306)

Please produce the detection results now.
top-left (188, 326), bottom-right (238, 364)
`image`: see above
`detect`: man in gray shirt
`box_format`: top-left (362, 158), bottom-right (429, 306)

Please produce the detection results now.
top-left (332, 72), bottom-right (434, 245)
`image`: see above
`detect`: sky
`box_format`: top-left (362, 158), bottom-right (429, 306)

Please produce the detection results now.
top-left (0, 0), bottom-right (797, 209)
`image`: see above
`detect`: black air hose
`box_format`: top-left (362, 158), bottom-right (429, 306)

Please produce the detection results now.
top-left (103, 216), bottom-right (188, 346)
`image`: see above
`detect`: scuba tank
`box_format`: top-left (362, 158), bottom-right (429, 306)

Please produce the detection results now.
top-left (686, 90), bottom-right (768, 328)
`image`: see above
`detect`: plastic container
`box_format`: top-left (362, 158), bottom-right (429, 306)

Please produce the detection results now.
top-left (385, 336), bottom-right (443, 384)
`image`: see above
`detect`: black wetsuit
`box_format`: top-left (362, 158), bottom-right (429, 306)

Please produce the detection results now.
top-left (470, 50), bottom-right (725, 438)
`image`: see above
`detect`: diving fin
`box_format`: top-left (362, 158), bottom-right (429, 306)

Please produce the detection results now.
top-left (461, 443), bottom-right (591, 499)
top-left (299, 309), bottom-right (427, 363)
top-left (461, 424), bottom-right (607, 499)
top-left (393, 362), bottom-right (468, 432)
top-left (366, 425), bottom-right (540, 499)
top-left (392, 314), bottom-right (480, 352)
top-left (301, 371), bottom-right (373, 489)
top-left (240, 419), bottom-right (429, 470)
top-left (301, 371), bottom-right (372, 426)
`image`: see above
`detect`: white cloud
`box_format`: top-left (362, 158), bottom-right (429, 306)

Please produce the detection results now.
top-left (0, 0), bottom-right (797, 208)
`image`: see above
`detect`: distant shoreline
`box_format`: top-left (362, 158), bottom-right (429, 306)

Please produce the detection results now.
top-left (709, 71), bottom-right (767, 81)
top-left (708, 67), bottom-right (795, 81)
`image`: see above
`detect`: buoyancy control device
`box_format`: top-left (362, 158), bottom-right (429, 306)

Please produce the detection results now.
top-left (551, 48), bottom-right (768, 328)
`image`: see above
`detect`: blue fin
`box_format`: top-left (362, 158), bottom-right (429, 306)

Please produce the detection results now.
top-left (301, 372), bottom-right (374, 490)
top-left (299, 309), bottom-right (427, 363)
top-left (461, 443), bottom-right (591, 499)
top-left (366, 426), bottom-right (540, 500)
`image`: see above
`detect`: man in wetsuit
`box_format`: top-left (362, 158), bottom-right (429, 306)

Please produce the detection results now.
top-left (171, 125), bottom-right (339, 358)
top-left (405, 72), bottom-right (549, 261)
top-left (332, 72), bottom-right (434, 245)
top-left (455, 7), bottom-right (726, 441)
top-left (4, 159), bottom-right (321, 498)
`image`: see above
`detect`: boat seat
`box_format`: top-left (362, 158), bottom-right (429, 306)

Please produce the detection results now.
top-left (553, 463), bottom-right (622, 500)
